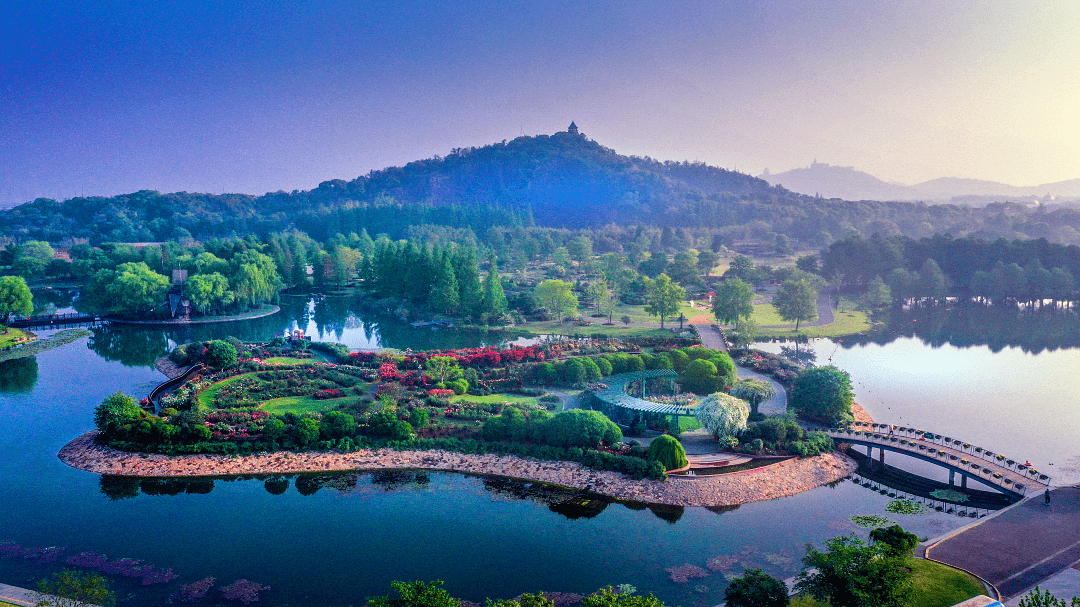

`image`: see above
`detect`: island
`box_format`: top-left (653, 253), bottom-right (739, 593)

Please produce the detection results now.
top-left (59, 335), bottom-right (859, 507)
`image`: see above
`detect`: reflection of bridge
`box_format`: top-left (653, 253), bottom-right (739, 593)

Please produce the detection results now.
top-left (9, 312), bottom-right (102, 329)
top-left (822, 422), bottom-right (1050, 498)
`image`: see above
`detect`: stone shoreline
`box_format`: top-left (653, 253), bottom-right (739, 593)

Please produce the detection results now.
top-left (58, 431), bottom-right (857, 507)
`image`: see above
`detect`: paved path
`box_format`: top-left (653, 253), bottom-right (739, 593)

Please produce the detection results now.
top-left (691, 323), bottom-right (788, 415)
top-left (0, 582), bottom-right (62, 607)
top-left (928, 486), bottom-right (1080, 599)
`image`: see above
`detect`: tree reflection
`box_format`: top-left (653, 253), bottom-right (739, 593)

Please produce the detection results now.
top-left (846, 302), bottom-right (1080, 354)
top-left (0, 357), bottom-right (38, 393)
top-left (87, 325), bottom-right (170, 367)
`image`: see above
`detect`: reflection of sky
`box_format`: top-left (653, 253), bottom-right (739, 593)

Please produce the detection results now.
top-left (757, 337), bottom-right (1080, 483)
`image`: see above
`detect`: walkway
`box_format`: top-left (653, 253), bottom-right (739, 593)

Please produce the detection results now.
top-left (824, 423), bottom-right (1048, 498)
top-left (691, 322), bottom-right (788, 415)
top-left (0, 582), bottom-right (100, 607)
top-left (927, 486), bottom-right (1080, 599)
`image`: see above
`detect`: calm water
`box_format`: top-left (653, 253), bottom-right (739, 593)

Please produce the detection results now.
top-left (757, 335), bottom-right (1080, 482)
top-left (0, 297), bottom-right (1036, 606)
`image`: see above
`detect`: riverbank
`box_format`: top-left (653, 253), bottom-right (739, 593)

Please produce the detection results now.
top-left (109, 304), bottom-right (280, 326)
top-left (0, 329), bottom-right (88, 363)
top-left (59, 431), bottom-right (857, 507)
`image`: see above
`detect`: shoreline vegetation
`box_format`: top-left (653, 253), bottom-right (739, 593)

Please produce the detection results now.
top-left (58, 430), bottom-right (857, 507)
top-left (0, 328), bottom-right (89, 363)
top-left (108, 303), bottom-right (280, 326)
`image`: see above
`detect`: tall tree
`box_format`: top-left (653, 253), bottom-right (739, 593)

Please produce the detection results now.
top-left (643, 273), bottom-right (686, 329)
top-left (13, 240), bottom-right (55, 281)
top-left (534, 279), bottom-right (578, 323)
top-left (35, 569), bottom-right (116, 607)
top-left (795, 534), bottom-right (913, 607)
top-left (430, 257), bottom-right (460, 314)
top-left (479, 257), bottom-right (507, 320)
top-left (712, 278), bottom-right (754, 331)
top-left (0, 275), bottom-right (33, 323)
top-left (773, 279), bottom-right (818, 330)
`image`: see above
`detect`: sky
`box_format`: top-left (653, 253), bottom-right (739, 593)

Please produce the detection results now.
top-left (2, 0), bottom-right (1078, 205)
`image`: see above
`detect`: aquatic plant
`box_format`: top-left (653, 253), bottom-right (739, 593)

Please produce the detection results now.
top-left (929, 488), bottom-right (970, 502)
top-left (849, 514), bottom-right (892, 528)
top-left (706, 554), bottom-right (738, 572)
top-left (885, 499), bottom-right (929, 515)
top-left (176, 576), bottom-right (216, 602)
top-left (666, 564), bottom-right (709, 583)
top-left (220, 578), bottom-right (270, 603)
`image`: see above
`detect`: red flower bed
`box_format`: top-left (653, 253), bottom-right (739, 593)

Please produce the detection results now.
top-left (427, 388), bottom-right (455, 397)
top-left (313, 389), bottom-right (345, 400)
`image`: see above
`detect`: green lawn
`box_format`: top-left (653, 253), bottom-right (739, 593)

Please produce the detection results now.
top-left (259, 395), bottom-right (352, 414)
top-left (1, 600), bottom-right (23, 607)
top-left (909, 558), bottom-right (985, 607)
top-left (261, 356), bottom-right (315, 365)
top-left (197, 372), bottom-right (260, 408)
top-left (0, 327), bottom-right (33, 349)
top-left (677, 415), bottom-right (702, 432)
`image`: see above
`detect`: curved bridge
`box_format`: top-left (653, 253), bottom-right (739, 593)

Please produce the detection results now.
top-left (148, 363), bottom-right (205, 409)
top-left (822, 422), bottom-right (1050, 498)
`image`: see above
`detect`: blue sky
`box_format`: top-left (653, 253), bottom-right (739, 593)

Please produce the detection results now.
top-left (2, 1), bottom-right (1078, 204)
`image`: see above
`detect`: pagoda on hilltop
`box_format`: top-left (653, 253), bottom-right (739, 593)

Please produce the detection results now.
top-left (567, 121), bottom-right (580, 136)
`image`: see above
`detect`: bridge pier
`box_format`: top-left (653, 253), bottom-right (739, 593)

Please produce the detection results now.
top-left (961, 474), bottom-right (968, 489)
top-left (950, 470), bottom-right (955, 485)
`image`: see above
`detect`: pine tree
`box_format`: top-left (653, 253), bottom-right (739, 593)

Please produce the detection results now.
top-left (480, 257), bottom-right (508, 321)
top-left (430, 257), bottom-right (460, 314)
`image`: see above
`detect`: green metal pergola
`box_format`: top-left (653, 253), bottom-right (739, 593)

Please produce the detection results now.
top-left (591, 369), bottom-right (693, 425)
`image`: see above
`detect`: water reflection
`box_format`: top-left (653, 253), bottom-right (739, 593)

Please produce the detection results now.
top-left (0, 357), bottom-right (38, 392)
top-left (851, 302), bottom-right (1080, 354)
top-left (82, 295), bottom-right (526, 367)
top-left (96, 471), bottom-right (706, 524)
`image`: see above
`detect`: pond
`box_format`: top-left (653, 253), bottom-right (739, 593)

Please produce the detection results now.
top-left (0, 297), bottom-right (1043, 606)
top-left (755, 306), bottom-right (1080, 483)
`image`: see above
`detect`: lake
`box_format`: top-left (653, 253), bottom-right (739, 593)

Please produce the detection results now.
top-left (0, 296), bottom-right (1054, 606)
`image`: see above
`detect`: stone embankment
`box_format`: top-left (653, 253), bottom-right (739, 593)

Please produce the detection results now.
top-left (59, 431), bottom-right (856, 507)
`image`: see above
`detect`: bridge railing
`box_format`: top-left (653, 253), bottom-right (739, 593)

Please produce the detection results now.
top-left (815, 422), bottom-right (1050, 492)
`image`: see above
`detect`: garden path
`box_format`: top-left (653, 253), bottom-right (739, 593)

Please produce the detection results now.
top-left (690, 323), bottom-right (788, 415)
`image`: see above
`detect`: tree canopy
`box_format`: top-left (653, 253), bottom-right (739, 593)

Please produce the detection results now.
top-left (789, 366), bottom-right (854, 425)
top-left (712, 278), bottom-right (754, 330)
top-left (0, 275), bottom-right (33, 323)
top-left (643, 273), bottom-right (685, 329)
top-left (773, 279), bottom-right (818, 330)
top-left (795, 534), bottom-right (913, 607)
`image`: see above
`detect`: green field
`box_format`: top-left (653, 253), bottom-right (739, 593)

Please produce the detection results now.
top-left (260, 395), bottom-right (352, 414)
top-left (261, 356), bottom-right (315, 365)
top-left (0, 327), bottom-right (32, 349)
top-left (450, 393), bottom-right (540, 405)
top-left (197, 372), bottom-right (259, 408)
top-left (909, 558), bottom-right (985, 607)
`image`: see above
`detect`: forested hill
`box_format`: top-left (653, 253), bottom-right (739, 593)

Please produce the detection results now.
top-left (6, 130), bottom-right (1080, 247)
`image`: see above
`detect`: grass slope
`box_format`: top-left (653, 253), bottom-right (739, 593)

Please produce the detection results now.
top-left (909, 558), bottom-right (985, 607)
top-left (197, 372), bottom-right (259, 408)
top-left (260, 395), bottom-right (351, 414)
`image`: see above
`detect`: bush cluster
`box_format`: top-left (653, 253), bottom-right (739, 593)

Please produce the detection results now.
top-left (738, 416), bottom-right (834, 457)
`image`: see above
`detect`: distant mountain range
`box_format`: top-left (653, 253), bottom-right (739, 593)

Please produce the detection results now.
top-left (760, 162), bottom-right (1080, 205)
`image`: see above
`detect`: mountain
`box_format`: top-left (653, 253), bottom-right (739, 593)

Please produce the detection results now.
top-left (760, 162), bottom-right (915, 201)
top-left (7, 129), bottom-right (1080, 248)
top-left (762, 163), bottom-right (1080, 204)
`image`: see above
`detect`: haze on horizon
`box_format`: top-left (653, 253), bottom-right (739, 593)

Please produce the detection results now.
top-left (2, 0), bottom-right (1078, 206)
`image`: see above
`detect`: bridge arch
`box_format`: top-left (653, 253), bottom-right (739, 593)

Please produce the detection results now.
top-left (821, 422), bottom-right (1050, 499)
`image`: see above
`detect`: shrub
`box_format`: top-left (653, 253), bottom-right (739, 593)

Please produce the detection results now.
top-left (205, 340), bottom-right (238, 368)
top-left (647, 434), bottom-right (688, 471)
top-left (725, 569), bottom-right (789, 607)
top-left (695, 393), bottom-right (749, 438)
top-left (539, 409), bottom-right (622, 448)
top-left (789, 366), bottom-right (854, 424)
